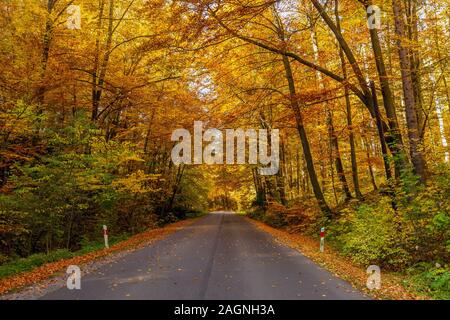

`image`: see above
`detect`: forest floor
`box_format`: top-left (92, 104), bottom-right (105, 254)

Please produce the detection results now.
top-left (246, 217), bottom-right (429, 300)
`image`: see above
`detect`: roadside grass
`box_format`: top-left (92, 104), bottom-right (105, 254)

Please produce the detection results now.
top-left (0, 235), bottom-right (129, 279)
top-left (403, 263), bottom-right (450, 300)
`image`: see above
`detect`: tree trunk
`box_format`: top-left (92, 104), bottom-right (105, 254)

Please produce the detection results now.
top-left (392, 0), bottom-right (427, 181)
top-left (363, 135), bottom-right (378, 191)
top-left (313, 0), bottom-right (411, 179)
top-left (371, 81), bottom-right (392, 181)
top-left (335, 0), bottom-right (362, 199)
top-left (33, 0), bottom-right (57, 145)
top-left (309, 21), bottom-right (352, 201)
top-left (328, 109), bottom-right (352, 200)
top-left (364, 0), bottom-right (405, 177)
top-left (405, 0), bottom-right (425, 134)
top-left (277, 140), bottom-right (288, 206)
top-left (282, 55), bottom-right (332, 218)
top-left (92, 0), bottom-right (115, 122)
top-left (92, 0), bottom-right (105, 121)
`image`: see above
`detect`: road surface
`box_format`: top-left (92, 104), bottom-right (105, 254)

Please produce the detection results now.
top-left (41, 212), bottom-right (367, 300)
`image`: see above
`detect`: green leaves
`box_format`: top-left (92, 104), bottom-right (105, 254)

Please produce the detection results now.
top-left (406, 263), bottom-right (450, 300)
top-left (339, 199), bottom-right (411, 269)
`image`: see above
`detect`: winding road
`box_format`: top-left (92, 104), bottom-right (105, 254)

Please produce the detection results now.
top-left (41, 212), bottom-right (367, 300)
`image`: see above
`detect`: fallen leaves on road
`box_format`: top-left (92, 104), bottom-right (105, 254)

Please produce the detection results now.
top-left (246, 217), bottom-right (425, 300)
top-left (0, 219), bottom-right (197, 296)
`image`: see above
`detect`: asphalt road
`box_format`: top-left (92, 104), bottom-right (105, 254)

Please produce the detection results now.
top-left (41, 212), bottom-right (367, 300)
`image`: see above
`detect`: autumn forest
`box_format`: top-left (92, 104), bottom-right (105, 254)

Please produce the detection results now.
top-left (0, 0), bottom-right (449, 299)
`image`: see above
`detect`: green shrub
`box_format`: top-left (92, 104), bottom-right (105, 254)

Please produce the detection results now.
top-left (396, 165), bottom-right (450, 262)
top-left (339, 198), bottom-right (411, 269)
top-left (405, 263), bottom-right (450, 300)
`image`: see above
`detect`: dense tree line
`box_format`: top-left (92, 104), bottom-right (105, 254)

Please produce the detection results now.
top-left (0, 0), bottom-right (211, 260)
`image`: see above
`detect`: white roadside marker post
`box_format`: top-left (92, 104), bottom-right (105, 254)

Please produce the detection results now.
top-left (320, 227), bottom-right (325, 252)
top-left (103, 225), bottom-right (109, 249)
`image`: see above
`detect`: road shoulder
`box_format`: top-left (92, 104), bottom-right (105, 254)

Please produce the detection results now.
top-left (245, 217), bottom-right (425, 300)
top-left (0, 217), bottom-right (201, 299)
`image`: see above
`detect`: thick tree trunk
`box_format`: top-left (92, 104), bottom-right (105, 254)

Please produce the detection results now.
top-left (392, 0), bottom-right (427, 181)
top-left (406, 0), bottom-right (425, 134)
top-left (364, 0), bottom-right (405, 177)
